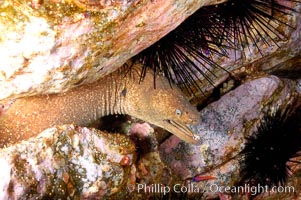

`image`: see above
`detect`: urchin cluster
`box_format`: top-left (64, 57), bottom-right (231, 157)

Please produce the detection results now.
top-left (239, 107), bottom-right (301, 187)
top-left (133, 0), bottom-right (300, 96)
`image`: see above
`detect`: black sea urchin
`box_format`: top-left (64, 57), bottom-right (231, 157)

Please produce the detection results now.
top-left (238, 106), bottom-right (301, 187)
top-left (133, 0), bottom-right (300, 96)
top-left (132, 7), bottom-right (229, 96)
top-left (207, 0), bottom-right (300, 56)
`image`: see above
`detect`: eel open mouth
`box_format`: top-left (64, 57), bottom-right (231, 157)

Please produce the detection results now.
top-left (163, 119), bottom-right (199, 144)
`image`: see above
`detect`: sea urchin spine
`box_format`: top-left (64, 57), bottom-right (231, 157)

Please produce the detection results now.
top-left (238, 106), bottom-right (301, 187)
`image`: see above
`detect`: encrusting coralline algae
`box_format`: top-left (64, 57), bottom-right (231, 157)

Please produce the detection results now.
top-left (0, 124), bottom-right (136, 199)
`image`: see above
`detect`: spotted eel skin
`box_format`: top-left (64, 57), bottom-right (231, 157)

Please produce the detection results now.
top-left (0, 65), bottom-right (200, 147)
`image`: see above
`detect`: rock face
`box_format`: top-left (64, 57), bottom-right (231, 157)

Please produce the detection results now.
top-left (0, 0), bottom-right (216, 100)
top-left (0, 125), bottom-right (136, 199)
top-left (2, 0), bottom-right (299, 101)
top-left (159, 75), bottom-right (300, 198)
top-left (1, 0), bottom-right (301, 199)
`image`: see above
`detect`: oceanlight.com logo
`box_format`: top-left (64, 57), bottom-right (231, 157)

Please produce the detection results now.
top-left (132, 183), bottom-right (295, 196)
top-left (208, 184), bottom-right (295, 196)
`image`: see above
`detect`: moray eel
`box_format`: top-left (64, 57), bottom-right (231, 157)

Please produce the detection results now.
top-left (0, 66), bottom-right (200, 147)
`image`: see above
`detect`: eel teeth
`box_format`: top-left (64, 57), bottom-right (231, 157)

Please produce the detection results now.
top-left (164, 119), bottom-right (199, 144)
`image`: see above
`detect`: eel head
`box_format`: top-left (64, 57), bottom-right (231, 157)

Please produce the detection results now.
top-left (127, 73), bottom-right (200, 144)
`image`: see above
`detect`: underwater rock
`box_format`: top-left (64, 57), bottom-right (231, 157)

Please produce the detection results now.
top-left (0, 124), bottom-right (136, 199)
top-left (136, 152), bottom-right (171, 186)
top-left (0, 0), bottom-right (217, 100)
top-left (184, 2), bottom-right (301, 104)
top-left (159, 75), bottom-right (300, 197)
top-left (1, 0), bottom-right (299, 101)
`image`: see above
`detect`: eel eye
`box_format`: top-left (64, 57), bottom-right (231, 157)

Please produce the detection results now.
top-left (175, 109), bottom-right (182, 116)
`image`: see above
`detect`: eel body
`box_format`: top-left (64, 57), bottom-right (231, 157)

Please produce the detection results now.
top-left (0, 66), bottom-right (200, 146)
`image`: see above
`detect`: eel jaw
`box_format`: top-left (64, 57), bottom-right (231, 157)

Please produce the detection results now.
top-left (162, 119), bottom-right (199, 144)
